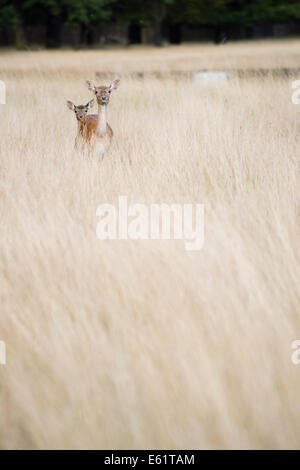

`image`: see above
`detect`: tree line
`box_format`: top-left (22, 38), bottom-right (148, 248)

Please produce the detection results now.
top-left (1, 0), bottom-right (300, 48)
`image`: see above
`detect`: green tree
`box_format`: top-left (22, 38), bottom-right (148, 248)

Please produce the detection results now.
top-left (66, 0), bottom-right (114, 46)
top-left (168, 0), bottom-right (231, 42)
top-left (113, 0), bottom-right (175, 46)
top-left (169, 0), bottom-right (300, 42)
top-left (0, 0), bottom-right (17, 30)
top-left (6, 0), bottom-right (114, 48)
top-left (1, 0), bottom-right (300, 48)
top-left (9, 1), bottom-right (27, 49)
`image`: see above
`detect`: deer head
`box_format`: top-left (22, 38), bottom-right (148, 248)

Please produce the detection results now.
top-left (84, 79), bottom-right (120, 105)
top-left (67, 99), bottom-right (95, 121)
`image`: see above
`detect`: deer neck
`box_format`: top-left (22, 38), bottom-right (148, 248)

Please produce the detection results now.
top-left (97, 104), bottom-right (107, 137)
top-left (77, 120), bottom-right (82, 136)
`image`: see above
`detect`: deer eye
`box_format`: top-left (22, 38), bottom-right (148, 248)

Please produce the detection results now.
top-left (95, 90), bottom-right (98, 94)
top-left (108, 90), bottom-right (111, 94)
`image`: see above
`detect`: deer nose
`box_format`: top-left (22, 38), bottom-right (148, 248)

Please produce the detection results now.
top-left (79, 114), bottom-right (84, 119)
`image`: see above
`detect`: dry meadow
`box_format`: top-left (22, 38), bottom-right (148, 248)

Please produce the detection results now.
top-left (0, 40), bottom-right (300, 449)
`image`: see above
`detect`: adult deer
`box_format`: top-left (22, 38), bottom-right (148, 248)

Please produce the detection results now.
top-left (84, 79), bottom-right (120, 155)
top-left (67, 99), bottom-right (94, 149)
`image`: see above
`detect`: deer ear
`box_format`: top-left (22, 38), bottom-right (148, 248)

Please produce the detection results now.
top-left (67, 100), bottom-right (75, 110)
top-left (110, 79), bottom-right (120, 91)
top-left (85, 80), bottom-right (96, 92)
top-left (87, 99), bottom-right (95, 109)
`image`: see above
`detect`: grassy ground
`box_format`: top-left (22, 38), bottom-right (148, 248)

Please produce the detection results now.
top-left (0, 40), bottom-right (300, 449)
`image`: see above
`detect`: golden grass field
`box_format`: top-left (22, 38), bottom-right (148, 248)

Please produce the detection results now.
top-left (0, 40), bottom-right (300, 449)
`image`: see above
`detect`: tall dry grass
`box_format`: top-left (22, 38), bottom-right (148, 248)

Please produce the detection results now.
top-left (0, 40), bottom-right (300, 449)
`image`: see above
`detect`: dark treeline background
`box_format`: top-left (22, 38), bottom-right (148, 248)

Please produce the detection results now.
top-left (1, 0), bottom-right (300, 48)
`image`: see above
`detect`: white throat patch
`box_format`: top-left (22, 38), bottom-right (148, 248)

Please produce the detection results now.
top-left (99, 105), bottom-right (107, 137)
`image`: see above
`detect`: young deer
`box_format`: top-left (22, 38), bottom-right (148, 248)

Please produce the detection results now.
top-left (84, 79), bottom-right (120, 155)
top-left (67, 99), bottom-right (94, 149)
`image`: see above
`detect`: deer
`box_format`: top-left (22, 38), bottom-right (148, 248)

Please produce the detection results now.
top-left (67, 99), bottom-right (95, 150)
top-left (84, 79), bottom-right (120, 156)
